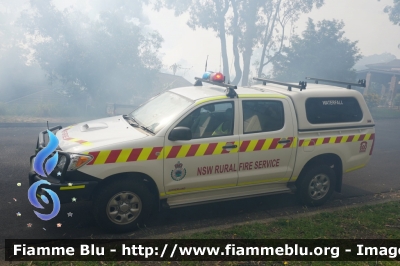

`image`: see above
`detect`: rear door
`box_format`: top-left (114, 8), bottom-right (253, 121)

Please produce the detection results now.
top-left (237, 98), bottom-right (296, 186)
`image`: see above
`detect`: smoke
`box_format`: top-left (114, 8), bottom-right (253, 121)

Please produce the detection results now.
top-left (0, 0), bottom-right (162, 119)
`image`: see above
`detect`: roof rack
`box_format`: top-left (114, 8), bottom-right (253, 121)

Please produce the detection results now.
top-left (194, 77), bottom-right (238, 98)
top-left (253, 77), bottom-right (307, 91)
top-left (305, 77), bottom-right (366, 89)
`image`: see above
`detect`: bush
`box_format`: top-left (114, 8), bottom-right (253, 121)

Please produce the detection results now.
top-left (364, 93), bottom-right (380, 109)
top-left (3, 103), bottom-right (37, 116)
top-left (36, 103), bottom-right (54, 116)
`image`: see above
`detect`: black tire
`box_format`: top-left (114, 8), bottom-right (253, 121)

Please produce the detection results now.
top-left (93, 179), bottom-right (154, 233)
top-left (297, 164), bottom-right (336, 206)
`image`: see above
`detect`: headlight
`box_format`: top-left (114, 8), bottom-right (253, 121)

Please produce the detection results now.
top-left (57, 156), bottom-right (67, 169)
top-left (57, 153), bottom-right (93, 171)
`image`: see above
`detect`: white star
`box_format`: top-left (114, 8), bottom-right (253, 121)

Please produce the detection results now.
top-left (67, 212), bottom-right (73, 217)
top-left (57, 171), bottom-right (61, 176)
top-left (72, 197), bottom-right (77, 202)
top-left (57, 223), bottom-right (62, 228)
top-left (27, 223), bottom-right (32, 227)
top-left (16, 212), bottom-right (21, 216)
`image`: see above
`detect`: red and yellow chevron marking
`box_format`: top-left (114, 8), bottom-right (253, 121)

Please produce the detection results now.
top-left (86, 137), bottom-right (296, 165)
top-left (87, 147), bottom-right (164, 165)
top-left (298, 133), bottom-right (375, 147)
top-left (84, 134), bottom-right (374, 165)
top-left (62, 127), bottom-right (92, 146)
top-left (239, 137), bottom-right (296, 152)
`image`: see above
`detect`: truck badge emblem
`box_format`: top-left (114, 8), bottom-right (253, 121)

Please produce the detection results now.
top-left (171, 161), bottom-right (186, 181)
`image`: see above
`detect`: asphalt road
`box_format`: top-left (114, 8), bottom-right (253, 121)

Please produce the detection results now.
top-left (0, 119), bottom-right (399, 246)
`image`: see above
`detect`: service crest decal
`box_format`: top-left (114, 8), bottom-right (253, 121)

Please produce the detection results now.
top-left (171, 161), bottom-right (186, 181)
top-left (359, 141), bottom-right (367, 153)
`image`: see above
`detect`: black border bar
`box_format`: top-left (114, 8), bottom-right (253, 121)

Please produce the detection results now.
top-left (5, 239), bottom-right (400, 261)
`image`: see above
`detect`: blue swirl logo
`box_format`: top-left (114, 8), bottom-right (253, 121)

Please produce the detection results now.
top-left (29, 130), bottom-right (61, 221)
top-left (28, 180), bottom-right (60, 220)
top-left (33, 130), bottom-right (59, 177)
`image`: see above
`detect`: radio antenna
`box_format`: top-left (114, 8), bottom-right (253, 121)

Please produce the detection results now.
top-left (204, 55), bottom-right (208, 72)
top-left (219, 52), bottom-right (221, 72)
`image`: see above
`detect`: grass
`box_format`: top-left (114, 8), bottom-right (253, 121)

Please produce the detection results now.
top-left (186, 201), bottom-right (400, 240)
top-left (13, 200), bottom-right (400, 266)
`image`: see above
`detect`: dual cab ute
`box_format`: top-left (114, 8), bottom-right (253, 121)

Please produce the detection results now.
top-left (29, 73), bottom-right (375, 232)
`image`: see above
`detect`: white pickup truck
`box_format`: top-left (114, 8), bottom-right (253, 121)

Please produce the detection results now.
top-left (29, 73), bottom-right (375, 232)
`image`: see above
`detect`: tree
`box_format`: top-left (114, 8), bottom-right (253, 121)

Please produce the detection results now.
top-left (379, 0), bottom-right (400, 25)
top-left (229, 0), bottom-right (263, 86)
top-left (0, 1), bottom-right (50, 102)
top-left (364, 93), bottom-right (380, 109)
top-left (231, 0), bottom-right (324, 85)
top-left (256, 0), bottom-right (324, 79)
top-left (155, 0), bottom-right (231, 79)
top-left (169, 63), bottom-right (182, 75)
top-left (155, 0), bottom-right (323, 86)
top-left (19, 0), bottom-right (163, 105)
top-left (0, 1), bottom-right (27, 56)
top-left (272, 18), bottom-right (362, 82)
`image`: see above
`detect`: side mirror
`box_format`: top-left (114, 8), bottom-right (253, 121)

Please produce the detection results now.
top-left (169, 127), bottom-right (192, 141)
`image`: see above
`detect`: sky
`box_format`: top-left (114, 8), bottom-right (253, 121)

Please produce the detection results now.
top-left (141, 0), bottom-right (400, 82)
top-left (2, 0), bottom-right (400, 82)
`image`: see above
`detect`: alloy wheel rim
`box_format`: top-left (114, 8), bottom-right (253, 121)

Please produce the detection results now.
top-left (308, 174), bottom-right (330, 200)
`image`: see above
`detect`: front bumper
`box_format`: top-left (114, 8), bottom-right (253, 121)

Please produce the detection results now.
top-left (29, 125), bottom-right (98, 204)
top-left (28, 171), bottom-right (98, 204)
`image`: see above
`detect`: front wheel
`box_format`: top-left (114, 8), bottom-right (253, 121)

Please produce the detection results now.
top-left (297, 164), bottom-right (336, 206)
top-left (93, 179), bottom-right (153, 233)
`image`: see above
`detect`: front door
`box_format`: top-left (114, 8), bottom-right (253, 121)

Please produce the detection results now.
top-left (163, 100), bottom-right (240, 195)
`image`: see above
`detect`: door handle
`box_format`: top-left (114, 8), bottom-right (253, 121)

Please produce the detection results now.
top-left (278, 139), bottom-right (291, 144)
top-left (222, 145), bottom-right (237, 149)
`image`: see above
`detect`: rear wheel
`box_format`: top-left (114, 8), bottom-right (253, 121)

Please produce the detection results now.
top-left (93, 179), bottom-right (153, 233)
top-left (297, 164), bottom-right (336, 206)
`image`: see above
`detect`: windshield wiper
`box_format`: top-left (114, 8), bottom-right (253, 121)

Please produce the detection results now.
top-left (123, 115), bottom-right (139, 127)
top-left (124, 114), bottom-right (154, 134)
top-left (140, 126), bottom-right (154, 134)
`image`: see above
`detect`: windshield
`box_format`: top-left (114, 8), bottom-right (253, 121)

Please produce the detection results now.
top-left (130, 91), bottom-right (193, 134)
